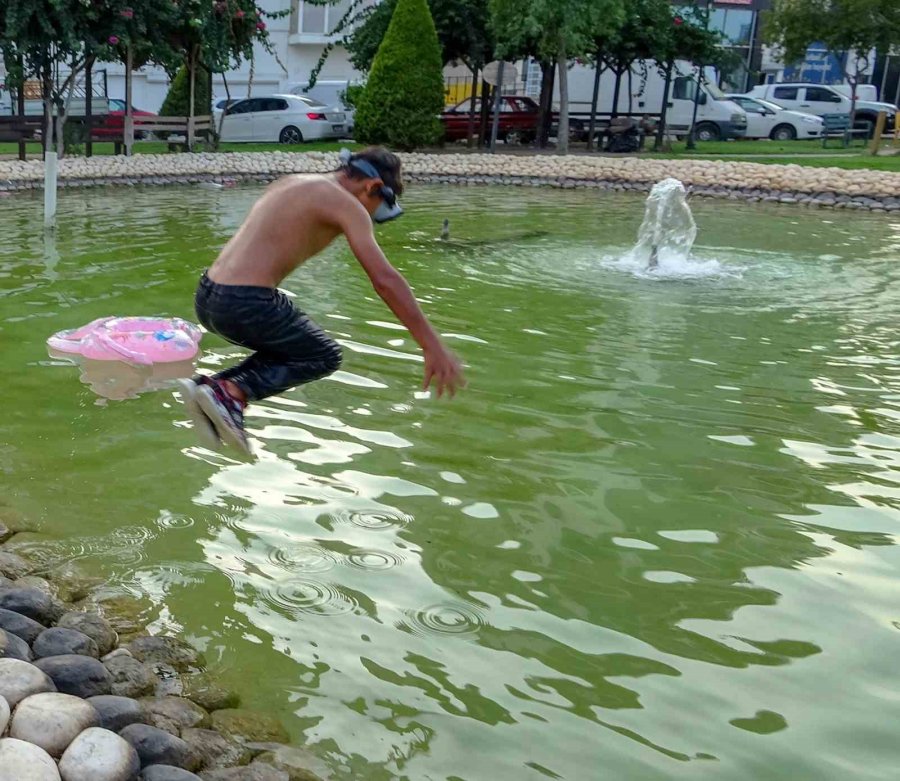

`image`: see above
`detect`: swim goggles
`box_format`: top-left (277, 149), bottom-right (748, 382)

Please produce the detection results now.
top-left (339, 148), bottom-right (404, 223)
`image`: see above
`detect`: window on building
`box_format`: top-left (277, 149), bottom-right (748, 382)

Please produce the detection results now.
top-left (298, 0), bottom-right (354, 36)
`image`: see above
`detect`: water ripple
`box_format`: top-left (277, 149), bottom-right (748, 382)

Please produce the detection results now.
top-left (400, 601), bottom-right (488, 639)
top-left (343, 548), bottom-right (405, 572)
top-left (260, 579), bottom-right (359, 617)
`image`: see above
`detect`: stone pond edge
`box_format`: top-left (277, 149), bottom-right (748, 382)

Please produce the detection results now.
top-left (0, 151), bottom-right (897, 213)
top-left (0, 522), bottom-right (321, 781)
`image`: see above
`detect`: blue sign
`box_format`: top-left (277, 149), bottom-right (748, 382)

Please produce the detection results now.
top-left (782, 42), bottom-right (845, 83)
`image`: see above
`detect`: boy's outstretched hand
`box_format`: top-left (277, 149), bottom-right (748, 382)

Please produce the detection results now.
top-left (424, 344), bottom-right (466, 398)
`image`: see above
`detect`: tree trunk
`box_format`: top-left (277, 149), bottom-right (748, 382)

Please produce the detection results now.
top-left (216, 71), bottom-right (232, 150)
top-left (85, 57), bottom-right (93, 158)
top-left (627, 68), bottom-right (633, 115)
top-left (587, 55), bottom-right (603, 151)
top-left (42, 65), bottom-right (53, 156)
top-left (478, 79), bottom-right (491, 146)
top-left (611, 67), bottom-right (623, 118)
top-left (537, 60), bottom-right (555, 148)
top-left (125, 46), bottom-right (134, 156)
top-left (17, 57), bottom-right (26, 162)
top-left (466, 66), bottom-right (479, 148)
top-left (187, 46), bottom-right (197, 153)
top-left (557, 42), bottom-right (569, 155)
top-left (655, 64), bottom-right (673, 151)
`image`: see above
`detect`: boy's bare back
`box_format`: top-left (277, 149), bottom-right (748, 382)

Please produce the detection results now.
top-left (208, 174), bottom-right (373, 288)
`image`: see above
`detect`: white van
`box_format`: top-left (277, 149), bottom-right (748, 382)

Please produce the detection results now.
top-left (560, 62), bottom-right (747, 141)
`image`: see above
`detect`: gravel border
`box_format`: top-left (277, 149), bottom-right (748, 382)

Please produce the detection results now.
top-left (0, 151), bottom-right (897, 213)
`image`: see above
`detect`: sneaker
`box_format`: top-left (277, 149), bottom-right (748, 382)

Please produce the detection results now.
top-left (196, 380), bottom-right (252, 457)
top-left (177, 378), bottom-right (221, 451)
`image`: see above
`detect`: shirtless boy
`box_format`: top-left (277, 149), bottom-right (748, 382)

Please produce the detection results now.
top-left (178, 147), bottom-right (465, 455)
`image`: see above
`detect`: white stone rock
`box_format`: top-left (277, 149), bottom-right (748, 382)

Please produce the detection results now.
top-left (58, 727), bottom-right (141, 781)
top-left (0, 658), bottom-right (56, 707)
top-left (11, 692), bottom-right (100, 757)
top-left (0, 737), bottom-right (62, 781)
top-left (0, 694), bottom-right (8, 734)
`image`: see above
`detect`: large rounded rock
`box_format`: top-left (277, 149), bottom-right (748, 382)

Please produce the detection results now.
top-left (47, 562), bottom-right (103, 604)
top-left (106, 655), bottom-right (157, 698)
top-left (90, 595), bottom-right (150, 639)
top-left (180, 675), bottom-right (240, 713)
top-left (0, 607), bottom-right (44, 644)
top-left (0, 627), bottom-right (33, 661)
top-left (0, 551), bottom-right (32, 580)
top-left (10, 692), bottom-right (100, 757)
top-left (141, 697), bottom-right (209, 736)
top-left (57, 612), bottom-right (117, 657)
top-left (0, 587), bottom-right (64, 626)
top-left (208, 710), bottom-right (289, 745)
top-left (119, 724), bottom-right (199, 771)
top-left (141, 768), bottom-right (202, 781)
top-left (0, 658), bottom-right (56, 707)
top-left (0, 694), bottom-right (9, 734)
top-left (34, 654), bottom-right (112, 698)
top-left (127, 637), bottom-right (204, 673)
top-left (0, 737), bottom-right (62, 781)
top-left (198, 766), bottom-right (289, 781)
top-left (16, 576), bottom-right (57, 597)
top-left (58, 727), bottom-right (141, 781)
top-left (34, 628), bottom-right (100, 659)
top-left (181, 728), bottom-right (250, 771)
top-left (88, 694), bottom-right (149, 732)
top-left (252, 747), bottom-right (329, 781)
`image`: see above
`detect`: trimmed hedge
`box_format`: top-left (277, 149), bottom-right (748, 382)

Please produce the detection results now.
top-left (159, 64), bottom-right (211, 117)
top-left (353, 0), bottom-right (444, 149)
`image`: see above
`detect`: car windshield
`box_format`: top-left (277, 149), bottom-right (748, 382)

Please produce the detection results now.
top-left (109, 99), bottom-right (125, 111)
top-left (756, 98), bottom-right (784, 113)
top-left (296, 96), bottom-right (327, 108)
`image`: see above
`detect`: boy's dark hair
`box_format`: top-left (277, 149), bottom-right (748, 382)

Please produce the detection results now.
top-left (344, 146), bottom-right (404, 197)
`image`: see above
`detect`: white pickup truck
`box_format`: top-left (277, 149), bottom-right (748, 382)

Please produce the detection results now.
top-left (746, 83), bottom-right (896, 136)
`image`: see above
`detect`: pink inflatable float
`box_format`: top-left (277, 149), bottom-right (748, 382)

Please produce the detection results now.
top-left (48, 317), bottom-right (202, 365)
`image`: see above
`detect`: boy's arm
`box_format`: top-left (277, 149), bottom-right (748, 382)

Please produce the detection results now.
top-left (338, 199), bottom-right (465, 397)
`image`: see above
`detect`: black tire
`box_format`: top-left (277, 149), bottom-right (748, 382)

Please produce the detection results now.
top-left (770, 123), bottom-right (797, 141)
top-left (504, 129), bottom-right (525, 146)
top-left (569, 120), bottom-right (585, 143)
top-left (694, 122), bottom-right (721, 142)
top-left (279, 126), bottom-right (304, 144)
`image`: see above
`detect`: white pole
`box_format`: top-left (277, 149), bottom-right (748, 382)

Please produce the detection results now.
top-left (44, 150), bottom-right (58, 229)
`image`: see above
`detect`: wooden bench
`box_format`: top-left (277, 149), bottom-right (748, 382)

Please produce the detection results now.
top-left (822, 113), bottom-right (869, 148)
top-left (100, 115), bottom-right (214, 154)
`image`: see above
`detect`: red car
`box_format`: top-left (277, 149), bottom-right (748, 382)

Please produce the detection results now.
top-left (92, 99), bottom-right (156, 138)
top-left (441, 95), bottom-right (541, 144)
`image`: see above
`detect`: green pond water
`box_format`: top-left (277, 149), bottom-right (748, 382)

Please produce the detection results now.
top-left (3, 183), bottom-right (900, 780)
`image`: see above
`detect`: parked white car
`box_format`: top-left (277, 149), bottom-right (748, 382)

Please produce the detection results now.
top-left (725, 94), bottom-right (823, 140)
top-left (746, 83), bottom-right (897, 135)
top-left (218, 94), bottom-right (347, 143)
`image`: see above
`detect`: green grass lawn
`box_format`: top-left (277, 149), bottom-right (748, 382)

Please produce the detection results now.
top-left (3, 137), bottom-right (897, 172)
top-left (657, 138), bottom-right (870, 156)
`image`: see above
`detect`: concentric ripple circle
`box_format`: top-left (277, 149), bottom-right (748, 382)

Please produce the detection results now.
top-left (333, 508), bottom-right (414, 531)
top-left (261, 579), bottom-right (358, 617)
top-left (343, 548), bottom-right (405, 572)
top-left (403, 601), bottom-right (487, 638)
top-left (268, 543), bottom-right (339, 574)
